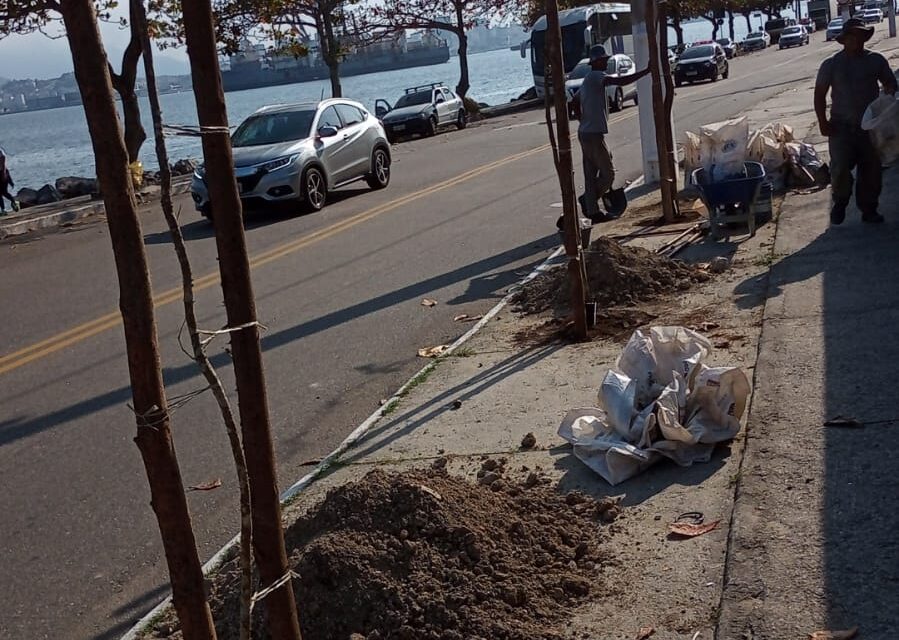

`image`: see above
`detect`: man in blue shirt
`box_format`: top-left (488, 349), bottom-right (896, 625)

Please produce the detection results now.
top-left (814, 18), bottom-right (896, 224)
top-left (570, 45), bottom-right (650, 222)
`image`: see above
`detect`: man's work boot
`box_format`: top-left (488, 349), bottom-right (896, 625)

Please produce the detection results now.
top-left (861, 208), bottom-right (885, 224)
top-left (830, 200), bottom-right (848, 225)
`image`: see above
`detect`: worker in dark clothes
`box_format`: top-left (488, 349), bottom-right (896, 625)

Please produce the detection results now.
top-left (814, 17), bottom-right (897, 225)
top-left (569, 45), bottom-right (650, 223)
top-left (0, 147), bottom-right (19, 215)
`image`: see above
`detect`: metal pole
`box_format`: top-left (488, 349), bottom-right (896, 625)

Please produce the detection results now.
top-left (889, 0), bottom-right (896, 37)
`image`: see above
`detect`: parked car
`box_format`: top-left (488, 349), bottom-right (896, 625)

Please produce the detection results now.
top-left (826, 18), bottom-right (844, 40)
top-left (716, 37), bottom-right (739, 58)
top-left (674, 43), bottom-right (729, 86)
top-left (742, 31), bottom-right (771, 51)
top-left (376, 83), bottom-right (466, 143)
top-left (565, 53), bottom-right (639, 115)
top-left (190, 99), bottom-right (391, 218)
top-left (862, 7), bottom-right (884, 22)
top-left (779, 25), bottom-right (810, 48)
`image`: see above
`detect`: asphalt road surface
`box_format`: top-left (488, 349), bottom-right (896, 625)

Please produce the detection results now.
top-left (0, 27), bottom-right (874, 639)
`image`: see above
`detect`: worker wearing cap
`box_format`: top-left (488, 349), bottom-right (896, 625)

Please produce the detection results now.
top-left (815, 17), bottom-right (896, 225)
top-left (569, 44), bottom-right (650, 223)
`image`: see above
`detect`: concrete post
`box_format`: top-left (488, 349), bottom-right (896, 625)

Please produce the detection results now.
top-left (631, 2), bottom-right (680, 187)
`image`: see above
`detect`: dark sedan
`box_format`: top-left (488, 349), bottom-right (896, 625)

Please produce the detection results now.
top-left (674, 44), bottom-right (729, 86)
top-left (716, 37), bottom-right (739, 58)
top-left (778, 25), bottom-right (809, 48)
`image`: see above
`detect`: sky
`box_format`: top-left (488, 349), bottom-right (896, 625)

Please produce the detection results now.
top-left (0, 13), bottom-right (190, 81)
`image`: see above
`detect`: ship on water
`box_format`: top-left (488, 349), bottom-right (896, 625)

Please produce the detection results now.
top-left (221, 31), bottom-right (451, 93)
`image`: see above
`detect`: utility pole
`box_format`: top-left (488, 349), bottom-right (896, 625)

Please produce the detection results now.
top-left (889, 0), bottom-right (896, 38)
top-left (58, 1), bottom-right (216, 638)
top-left (544, 0), bottom-right (588, 340)
top-left (179, 1), bottom-right (303, 639)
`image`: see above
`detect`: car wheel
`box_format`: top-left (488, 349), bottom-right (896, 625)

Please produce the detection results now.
top-left (723, 64), bottom-right (729, 79)
top-left (366, 147), bottom-right (390, 190)
top-left (711, 70), bottom-right (718, 82)
top-left (455, 110), bottom-right (467, 130)
top-left (425, 116), bottom-right (437, 137)
top-left (301, 166), bottom-right (327, 212)
top-left (675, 77), bottom-right (682, 87)
top-left (610, 88), bottom-right (623, 112)
top-left (633, 92), bottom-right (639, 106)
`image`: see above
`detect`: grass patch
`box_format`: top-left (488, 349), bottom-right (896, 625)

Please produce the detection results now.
top-left (450, 347), bottom-right (476, 358)
top-left (753, 251), bottom-right (786, 268)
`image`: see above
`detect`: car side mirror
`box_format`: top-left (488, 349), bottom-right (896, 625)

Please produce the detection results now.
top-left (318, 125), bottom-right (339, 138)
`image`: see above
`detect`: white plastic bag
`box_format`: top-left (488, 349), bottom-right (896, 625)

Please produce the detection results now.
top-left (683, 131), bottom-right (702, 176)
top-left (558, 327), bottom-right (750, 486)
top-left (862, 94), bottom-right (899, 166)
top-left (700, 117), bottom-right (749, 181)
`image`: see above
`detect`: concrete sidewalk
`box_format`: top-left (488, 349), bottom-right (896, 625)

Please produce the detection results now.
top-left (718, 162), bottom-right (899, 637)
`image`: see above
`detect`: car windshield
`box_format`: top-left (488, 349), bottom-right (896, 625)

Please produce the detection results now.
top-left (231, 109), bottom-right (316, 147)
top-left (746, 32), bottom-right (763, 40)
top-left (766, 19), bottom-right (786, 29)
top-left (828, 19), bottom-right (843, 27)
top-left (395, 91), bottom-right (434, 108)
top-left (783, 26), bottom-right (802, 34)
top-left (680, 45), bottom-right (714, 59)
top-left (568, 62), bottom-right (591, 79)
top-left (716, 38), bottom-right (731, 45)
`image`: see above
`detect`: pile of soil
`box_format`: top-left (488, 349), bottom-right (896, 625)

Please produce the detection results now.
top-left (159, 466), bottom-right (616, 640)
top-left (512, 236), bottom-right (707, 315)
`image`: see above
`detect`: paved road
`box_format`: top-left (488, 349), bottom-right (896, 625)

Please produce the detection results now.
top-left (0, 27), bottom-right (873, 639)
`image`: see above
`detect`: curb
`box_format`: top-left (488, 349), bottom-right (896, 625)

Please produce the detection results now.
top-left (0, 178), bottom-right (192, 240)
top-left (481, 98), bottom-right (541, 119)
top-left (118, 177), bottom-right (646, 640)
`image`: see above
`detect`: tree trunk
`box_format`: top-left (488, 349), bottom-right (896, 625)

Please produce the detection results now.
top-left (670, 13), bottom-right (684, 46)
top-left (132, 1), bottom-right (254, 639)
top-left (120, 87), bottom-right (146, 164)
top-left (646, 0), bottom-right (678, 223)
top-left (544, 0), bottom-right (587, 341)
top-left (454, 6), bottom-right (470, 99)
top-left (179, 2), bottom-right (303, 639)
top-left (58, 1), bottom-right (216, 639)
top-left (743, 11), bottom-right (753, 32)
top-left (728, 10), bottom-right (736, 40)
top-left (319, 10), bottom-right (342, 98)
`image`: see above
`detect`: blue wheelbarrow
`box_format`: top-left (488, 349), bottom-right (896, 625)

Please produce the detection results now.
top-left (692, 161), bottom-right (766, 240)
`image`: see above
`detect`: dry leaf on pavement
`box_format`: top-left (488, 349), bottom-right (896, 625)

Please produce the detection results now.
top-left (668, 520), bottom-right (720, 538)
top-left (418, 345), bottom-right (449, 358)
top-left (187, 478), bottom-right (222, 492)
top-left (809, 628), bottom-right (858, 640)
top-left (635, 626), bottom-right (655, 640)
top-left (421, 298), bottom-right (438, 307)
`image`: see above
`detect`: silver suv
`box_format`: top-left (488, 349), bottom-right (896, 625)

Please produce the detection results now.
top-left (191, 99), bottom-right (391, 218)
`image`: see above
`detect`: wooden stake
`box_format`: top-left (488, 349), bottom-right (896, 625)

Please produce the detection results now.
top-left (544, 0), bottom-right (588, 340)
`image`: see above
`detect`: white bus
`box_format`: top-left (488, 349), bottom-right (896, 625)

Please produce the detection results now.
top-left (529, 3), bottom-right (634, 98)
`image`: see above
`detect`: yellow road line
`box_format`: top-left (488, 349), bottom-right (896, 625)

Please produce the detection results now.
top-left (2, 134), bottom-right (591, 377)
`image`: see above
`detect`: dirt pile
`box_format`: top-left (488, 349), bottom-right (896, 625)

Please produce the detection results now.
top-left (161, 467), bottom-right (616, 640)
top-left (512, 236), bottom-right (707, 314)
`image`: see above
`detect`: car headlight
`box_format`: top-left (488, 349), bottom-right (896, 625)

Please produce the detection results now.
top-left (259, 155), bottom-right (297, 173)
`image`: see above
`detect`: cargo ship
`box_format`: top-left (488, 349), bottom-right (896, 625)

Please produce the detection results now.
top-left (222, 31), bottom-right (451, 93)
